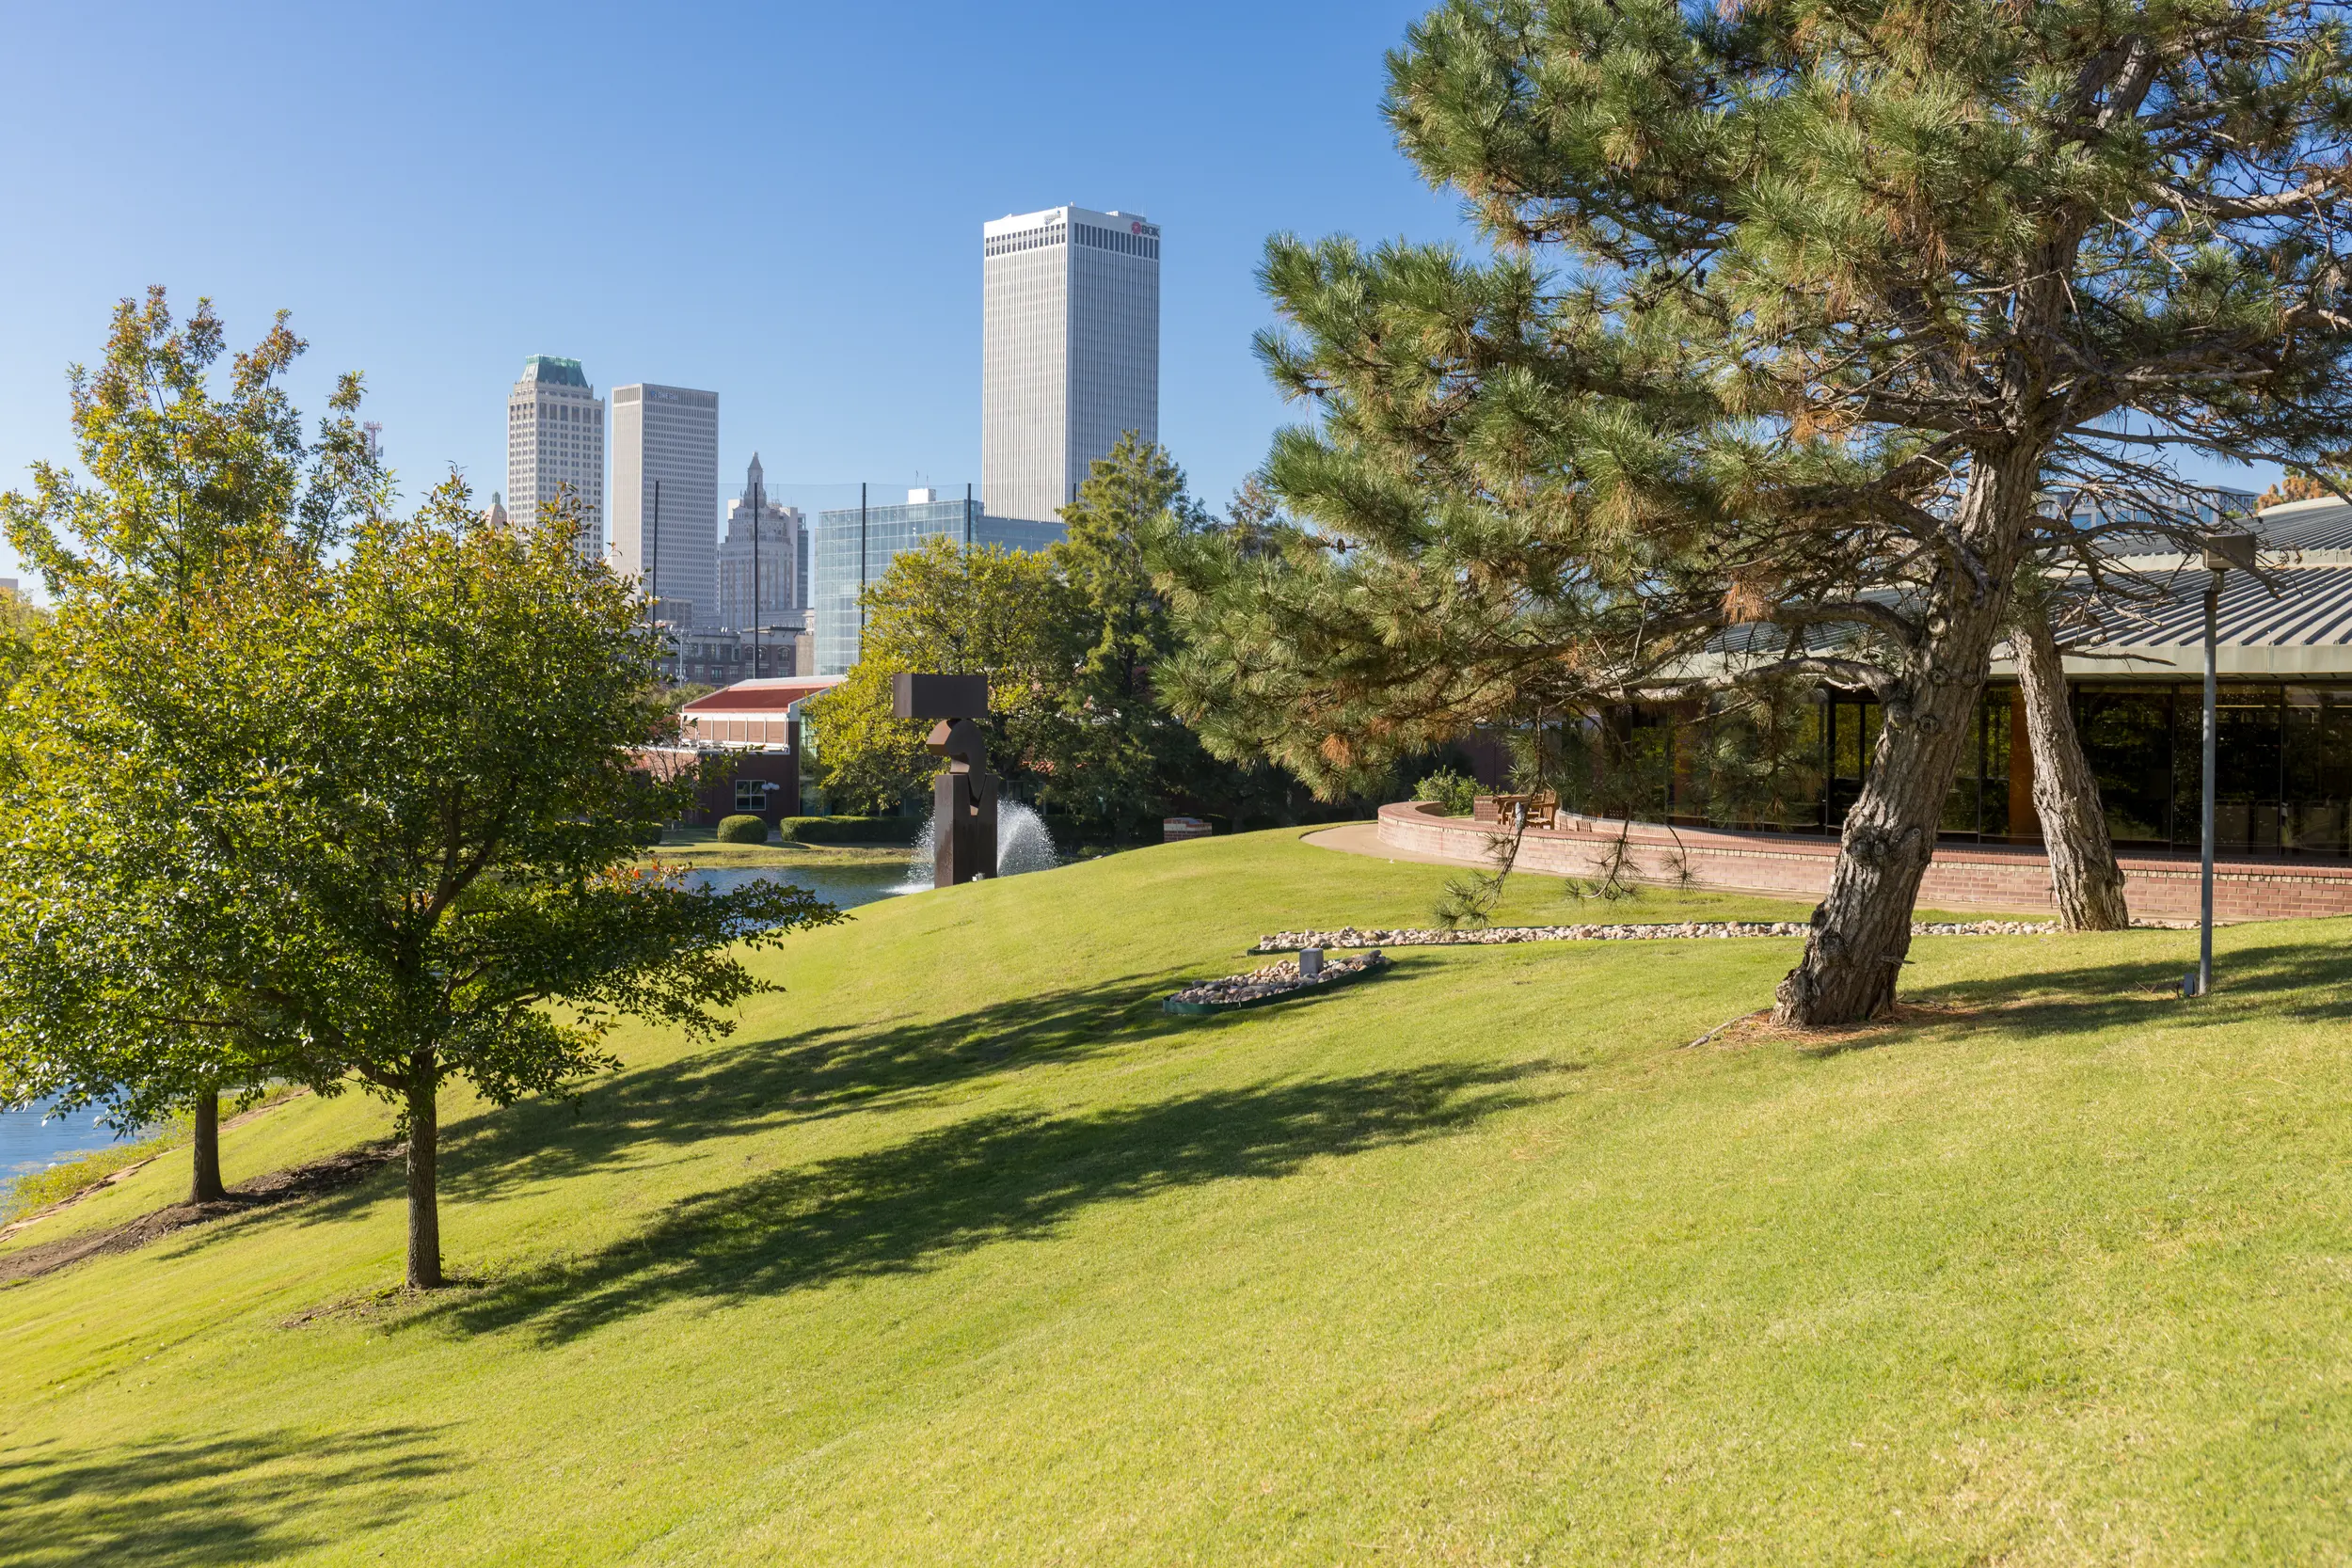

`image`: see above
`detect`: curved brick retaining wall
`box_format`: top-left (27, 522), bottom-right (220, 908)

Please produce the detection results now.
top-left (1375, 800), bottom-right (2352, 922)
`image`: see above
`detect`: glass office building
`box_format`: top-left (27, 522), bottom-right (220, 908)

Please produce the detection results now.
top-left (1556, 493), bottom-right (2352, 859)
top-left (811, 491), bottom-right (1064, 675)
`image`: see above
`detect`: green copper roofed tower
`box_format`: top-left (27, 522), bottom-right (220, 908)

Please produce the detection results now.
top-left (506, 357), bottom-right (605, 559)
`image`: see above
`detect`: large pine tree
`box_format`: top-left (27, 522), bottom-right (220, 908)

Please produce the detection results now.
top-left (1163, 0), bottom-right (2352, 1024)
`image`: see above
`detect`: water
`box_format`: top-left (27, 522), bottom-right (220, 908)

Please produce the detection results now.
top-left (902, 800), bottom-right (1060, 889)
top-left (2, 1103), bottom-right (133, 1196)
top-left (684, 862), bottom-right (912, 910)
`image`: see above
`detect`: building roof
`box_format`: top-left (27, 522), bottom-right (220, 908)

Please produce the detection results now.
top-left (2026, 555), bottom-right (2352, 679)
top-left (2253, 496), bottom-right (2352, 551)
top-left (678, 676), bottom-right (844, 717)
top-left (519, 356), bottom-right (589, 388)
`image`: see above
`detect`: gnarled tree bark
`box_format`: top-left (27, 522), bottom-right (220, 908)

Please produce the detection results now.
top-left (1773, 451), bottom-right (2037, 1028)
top-left (2012, 606), bottom-right (2130, 930)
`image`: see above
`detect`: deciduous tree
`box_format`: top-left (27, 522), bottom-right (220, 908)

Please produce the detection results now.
top-left (0, 289), bottom-right (378, 1199)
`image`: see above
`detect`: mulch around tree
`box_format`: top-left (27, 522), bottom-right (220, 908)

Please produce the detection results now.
top-left (0, 1142), bottom-right (401, 1287)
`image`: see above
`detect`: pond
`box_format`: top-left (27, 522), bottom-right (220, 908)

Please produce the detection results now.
top-left (2, 1102), bottom-right (135, 1196)
top-left (685, 861), bottom-right (918, 910)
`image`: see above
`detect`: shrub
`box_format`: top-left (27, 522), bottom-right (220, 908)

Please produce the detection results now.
top-left (1412, 768), bottom-right (1480, 817)
top-left (775, 816), bottom-right (925, 846)
top-left (715, 814), bottom-right (770, 844)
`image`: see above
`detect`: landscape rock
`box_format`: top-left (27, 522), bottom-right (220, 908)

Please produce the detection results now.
top-left (1252, 919), bottom-right (2056, 952)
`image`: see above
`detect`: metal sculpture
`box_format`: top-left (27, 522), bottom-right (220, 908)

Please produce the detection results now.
top-left (893, 673), bottom-right (997, 887)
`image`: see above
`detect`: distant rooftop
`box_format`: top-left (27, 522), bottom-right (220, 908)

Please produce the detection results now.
top-left (518, 356), bottom-right (589, 388)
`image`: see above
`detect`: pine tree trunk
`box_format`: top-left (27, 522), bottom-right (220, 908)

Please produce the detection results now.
top-left (2013, 607), bottom-right (2130, 930)
top-left (188, 1088), bottom-right (225, 1205)
top-left (405, 1056), bottom-right (442, 1290)
top-left (1772, 451), bottom-right (2035, 1028)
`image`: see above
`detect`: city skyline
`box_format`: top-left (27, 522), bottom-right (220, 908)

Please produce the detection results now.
top-left (0, 3), bottom-right (1500, 595)
top-left (0, 1), bottom-right (2280, 598)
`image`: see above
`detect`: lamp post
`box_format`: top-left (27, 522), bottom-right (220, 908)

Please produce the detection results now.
top-left (752, 473), bottom-right (763, 682)
top-left (2188, 530), bottom-right (2258, 998)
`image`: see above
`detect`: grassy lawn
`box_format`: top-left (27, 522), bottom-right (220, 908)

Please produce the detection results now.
top-left (4, 828), bottom-right (2350, 1563)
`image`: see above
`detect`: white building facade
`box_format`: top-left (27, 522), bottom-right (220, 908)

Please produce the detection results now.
top-left (505, 356), bottom-right (606, 556)
top-left (611, 383), bottom-right (720, 628)
top-left (982, 204), bottom-right (1161, 525)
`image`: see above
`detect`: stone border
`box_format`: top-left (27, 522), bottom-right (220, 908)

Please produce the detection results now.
top-left (1164, 953), bottom-right (1393, 1015)
top-left (1254, 919), bottom-right (2052, 953)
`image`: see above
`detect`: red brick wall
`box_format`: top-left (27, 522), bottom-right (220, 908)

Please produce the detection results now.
top-left (1381, 800), bottom-right (2352, 920)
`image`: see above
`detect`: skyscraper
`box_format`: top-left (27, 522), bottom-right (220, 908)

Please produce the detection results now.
top-left (505, 357), bottom-right (606, 555)
top-left (719, 452), bottom-right (804, 635)
top-left (982, 204), bottom-right (1161, 525)
top-left (611, 384), bottom-right (719, 627)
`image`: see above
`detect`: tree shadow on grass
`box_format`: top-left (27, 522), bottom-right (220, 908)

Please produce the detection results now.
top-left (428, 968), bottom-right (1200, 1203)
top-left (0, 1425), bottom-right (455, 1567)
top-left (427, 960), bottom-right (1448, 1207)
top-left (420, 1054), bottom-right (1558, 1347)
top-left (1816, 936), bottom-right (2352, 1058)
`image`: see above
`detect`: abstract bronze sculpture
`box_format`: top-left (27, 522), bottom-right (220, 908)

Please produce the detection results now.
top-left (892, 673), bottom-right (997, 888)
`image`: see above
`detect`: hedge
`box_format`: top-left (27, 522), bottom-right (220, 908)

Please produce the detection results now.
top-left (775, 815), bottom-right (924, 846)
top-left (714, 815), bottom-right (771, 844)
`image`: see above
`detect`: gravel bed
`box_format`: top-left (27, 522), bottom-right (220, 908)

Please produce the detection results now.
top-left (1166, 952), bottom-right (1393, 1010)
top-left (1253, 919), bottom-right (2054, 952)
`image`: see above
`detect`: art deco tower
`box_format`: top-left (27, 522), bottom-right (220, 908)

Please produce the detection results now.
top-left (505, 357), bottom-right (606, 556)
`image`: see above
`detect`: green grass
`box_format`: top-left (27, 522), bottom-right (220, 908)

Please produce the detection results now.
top-left (2, 1127), bottom-right (181, 1226)
top-left (4, 828), bottom-right (2350, 1563)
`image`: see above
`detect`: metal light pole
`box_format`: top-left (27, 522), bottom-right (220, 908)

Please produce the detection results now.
top-left (650, 480), bottom-right (663, 678)
top-left (2189, 531), bottom-right (2257, 998)
top-left (752, 474), bottom-right (764, 682)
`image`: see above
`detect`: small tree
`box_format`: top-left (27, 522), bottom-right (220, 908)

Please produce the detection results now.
top-left (0, 289), bottom-right (379, 1199)
top-left (1, 301), bottom-right (842, 1285)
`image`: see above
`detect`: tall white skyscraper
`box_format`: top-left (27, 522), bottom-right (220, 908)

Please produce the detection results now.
top-left (506, 358), bottom-right (605, 555)
top-left (611, 384), bottom-right (719, 627)
top-left (982, 203), bottom-right (1161, 525)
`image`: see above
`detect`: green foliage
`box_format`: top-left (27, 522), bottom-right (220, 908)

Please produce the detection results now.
top-left (1410, 768), bottom-right (1479, 817)
top-left (814, 437), bottom-right (1332, 836)
top-left (805, 537), bottom-right (1073, 816)
top-left (774, 816), bottom-right (924, 847)
top-left (714, 815), bottom-right (770, 845)
top-left (0, 293), bottom-right (846, 1285)
top-left (1159, 0), bottom-right (2352, 788)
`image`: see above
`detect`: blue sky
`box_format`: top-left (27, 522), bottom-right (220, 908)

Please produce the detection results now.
top-left (0, 0), bottom-right (1467, 586)
top-left (0, 0), bottom-right (2277, 594)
